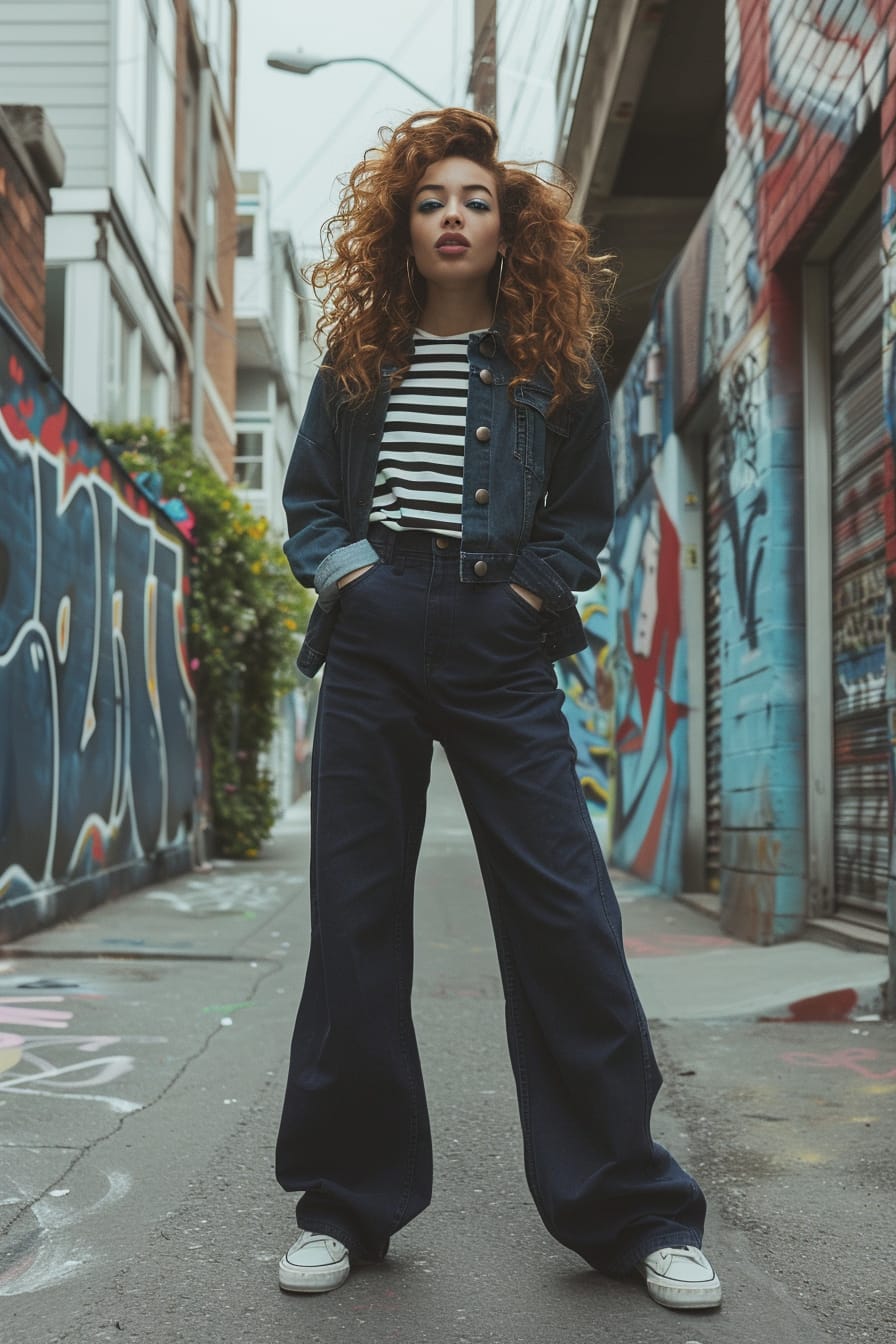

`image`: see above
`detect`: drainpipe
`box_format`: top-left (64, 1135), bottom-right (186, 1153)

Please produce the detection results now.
top-left (191, 64), bottom-right (212, 459)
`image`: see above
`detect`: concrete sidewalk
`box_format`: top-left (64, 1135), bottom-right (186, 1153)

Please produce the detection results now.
top-left (8, 753), bottom-right (888, 1026)
top-left (1, 749), bottom-right (892, 1342)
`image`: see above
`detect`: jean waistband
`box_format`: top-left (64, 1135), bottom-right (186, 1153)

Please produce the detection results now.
top-left (368, 522), bottom-right (461, 559)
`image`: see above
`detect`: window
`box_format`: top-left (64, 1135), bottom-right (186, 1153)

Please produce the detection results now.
top-left (235, 431), bottom-right (265, 490)
top-left (206, 141), bottom-right (219, 279)
top-left (237, 215), bottom-right (255, 258)
top-left (108, 296), bottom-right (138, 422)
top-left (140, 344), bottom-right (163, 420)
top-left (45, 266), bottom-right (66, 385)
top-left (182, 69), bottom-right (198, 223)
top-left (143, 0), bottom-right (159, 184)
top-left (193, 0), bottom-right (233, 112)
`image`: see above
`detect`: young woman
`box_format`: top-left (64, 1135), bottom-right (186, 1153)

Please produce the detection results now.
top-left (276, 107), bottom-right (721, 1313)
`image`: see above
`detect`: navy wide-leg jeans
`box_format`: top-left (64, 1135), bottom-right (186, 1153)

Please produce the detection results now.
top-left (276, 526), bottom-right (706, 1272)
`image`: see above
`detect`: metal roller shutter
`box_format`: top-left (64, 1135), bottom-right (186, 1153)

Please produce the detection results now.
top-left (830, 202), bottom-right (889, 913)
top-left (704, 428), bottom-right (724, 893)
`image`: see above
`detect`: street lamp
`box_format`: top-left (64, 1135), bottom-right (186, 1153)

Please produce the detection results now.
top-left (266, 50), bottom-right (441, 107)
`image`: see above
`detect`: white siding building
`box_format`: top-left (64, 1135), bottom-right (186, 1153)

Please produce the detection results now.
top-left (235, 169), bottom-right (317, 810)
top-left (0, 0), bottom-right (182, 426)
top-left (234, 170), bottom-right (315, 538)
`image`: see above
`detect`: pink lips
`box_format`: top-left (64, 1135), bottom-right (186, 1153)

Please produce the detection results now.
top-left (436, 233), bottom-right (469, 255)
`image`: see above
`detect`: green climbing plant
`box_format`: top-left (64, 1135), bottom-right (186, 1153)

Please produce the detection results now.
top-left (98, 419), bottom-right (311, 858)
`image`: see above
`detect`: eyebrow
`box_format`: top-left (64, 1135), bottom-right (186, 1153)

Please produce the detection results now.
top-left (414, 182), bottom-right (494, 197)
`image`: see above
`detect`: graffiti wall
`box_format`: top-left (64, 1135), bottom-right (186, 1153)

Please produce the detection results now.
top-left (882, 155), bottom-right (896, 985)
top-left (597, 1), bottom-right (896, 944)
top-left (557, 583), bottom-right (612, 850)
top-left (0, 314), bottom-right (197, 942)
top-left (606, 469), bottom-right (690, 892)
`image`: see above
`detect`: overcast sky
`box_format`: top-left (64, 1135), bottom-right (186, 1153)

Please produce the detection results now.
top-left (235, 1), bottom-right (569, 268)
top-left (236, 0), bottom-right (474, 263)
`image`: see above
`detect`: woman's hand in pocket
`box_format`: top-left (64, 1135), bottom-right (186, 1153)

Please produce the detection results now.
top-left (337, 564), bottom-right (375, 590)
top-left (509, 583), bottom-right (543, 611)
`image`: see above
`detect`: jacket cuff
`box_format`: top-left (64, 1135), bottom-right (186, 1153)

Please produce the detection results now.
top-left (315, 539), bottom-right (381, 608)
top-left (509, 548), bottom-right (576, 614)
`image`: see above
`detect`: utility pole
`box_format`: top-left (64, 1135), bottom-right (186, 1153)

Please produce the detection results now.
top-left (469, 0), bottom-right (497, 118)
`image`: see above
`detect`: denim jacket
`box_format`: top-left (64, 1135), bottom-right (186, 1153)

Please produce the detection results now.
top-left (283, 329), bottom-right (614, 677)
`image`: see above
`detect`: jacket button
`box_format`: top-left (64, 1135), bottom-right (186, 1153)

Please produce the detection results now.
top-left (479, 368), bottom-right (494, 385)
top-left (474, 488), bottom-right (489, 504)
top-left (475, 425), bottom-right (491, 442)
top-left (473, 560), bottom-right (488, 577)
top-left (435, 537), bottom-right (450, 549)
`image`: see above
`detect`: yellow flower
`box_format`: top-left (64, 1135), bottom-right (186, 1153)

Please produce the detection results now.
top-left (284, 618), bottom-right (298, 631)
top-left (221, 499), bottom-right (232, 512)
top-left (251, 561), bottom-right (263, 575)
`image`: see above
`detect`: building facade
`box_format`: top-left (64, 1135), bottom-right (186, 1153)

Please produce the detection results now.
top-left (234, 170), bottom-right (315, 530)
top-left (556, 0), bottom-right (896, 993)
top-left (173, 0), bottom-right (239, 472)
top-left (0, 105), bottom-right (64, 352)
top-left (234, 168), bottom-right (317, 810)
top-left (0, 100), bottom-right (196, 943)
top-left (0, 0), bottom-right (238, 474)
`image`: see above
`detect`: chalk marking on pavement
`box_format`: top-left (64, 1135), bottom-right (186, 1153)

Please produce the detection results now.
top-left (780, 1047), bottom-right (896, 1080)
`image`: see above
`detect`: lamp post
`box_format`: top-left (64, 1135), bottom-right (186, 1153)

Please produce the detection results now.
top-left (266, 51), bottom-right (441, 107)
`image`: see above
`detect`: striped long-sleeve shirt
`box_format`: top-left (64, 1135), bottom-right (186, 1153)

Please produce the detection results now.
top-left (369, 329), bottom-right (483, 537)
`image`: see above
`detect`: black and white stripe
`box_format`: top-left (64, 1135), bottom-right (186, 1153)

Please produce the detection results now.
top-left (369, 331), bottom-right (480, 536)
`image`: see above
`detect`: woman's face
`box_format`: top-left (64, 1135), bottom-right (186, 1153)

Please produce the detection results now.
top-left (409, 156), bottom-right (503, 289)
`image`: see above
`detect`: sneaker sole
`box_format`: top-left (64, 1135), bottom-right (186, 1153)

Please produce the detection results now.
top-left (278, 1259), bottom-right (350, 1294)
top-left (643, 1276), bottom-right (722, 1310)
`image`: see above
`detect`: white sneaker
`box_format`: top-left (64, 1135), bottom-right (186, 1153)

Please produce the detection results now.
top-left (278, 1229), bottom-right (350, 1294)
top-left (639, 1245), bottom-right (721, 1309)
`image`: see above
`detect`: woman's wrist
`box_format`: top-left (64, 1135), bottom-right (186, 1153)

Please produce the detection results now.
top-left (337, 564), bottom-right (375, 589)
top-left (510, 583), bottom-right (543, 610)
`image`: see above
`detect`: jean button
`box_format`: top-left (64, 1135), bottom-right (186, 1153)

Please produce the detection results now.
top-left (473, 560), bottom-right (488, 577)
top-left (475, 425), bottom-right (491, 443)
top-left (474, 488), bottom-right (489, 504)
top-left (435, 537), bottom-right (450, 550)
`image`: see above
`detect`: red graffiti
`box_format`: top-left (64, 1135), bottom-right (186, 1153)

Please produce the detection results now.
top-left (1, 400), bottom-right (30, 439)
top-left (39, 404), bottom-right (68, 454)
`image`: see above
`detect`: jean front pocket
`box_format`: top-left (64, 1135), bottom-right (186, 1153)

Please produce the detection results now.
top-left (503, 582), bottom-right (543, 619)
top-left (337, 561), bottom-right (382, 598)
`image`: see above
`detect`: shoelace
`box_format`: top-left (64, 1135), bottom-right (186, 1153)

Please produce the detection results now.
top-left (651, 1246), bottom-right (709, 1270)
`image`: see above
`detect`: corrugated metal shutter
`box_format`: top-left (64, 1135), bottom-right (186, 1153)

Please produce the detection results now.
top-left (830, 203), bottom-right (889, 914)
top-left (704, 429), bottom-right (724, 893)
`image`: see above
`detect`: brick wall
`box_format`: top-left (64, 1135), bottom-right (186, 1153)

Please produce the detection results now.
top-left (0, 108), bottom-right (57, 351)
top-left (171, 0), bottom-right (237, 476)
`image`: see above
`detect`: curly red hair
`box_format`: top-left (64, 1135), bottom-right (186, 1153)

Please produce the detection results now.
top-left (308, 107), bottom-right (616, 410)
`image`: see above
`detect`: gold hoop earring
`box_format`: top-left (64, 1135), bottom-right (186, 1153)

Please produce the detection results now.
top-left (490, 252), bottom-right (505, 328)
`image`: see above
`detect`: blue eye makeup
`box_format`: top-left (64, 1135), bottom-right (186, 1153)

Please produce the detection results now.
top-left (416, 197), bottom-right (492, 212)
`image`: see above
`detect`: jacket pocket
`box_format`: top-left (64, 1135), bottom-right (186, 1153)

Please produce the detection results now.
top-left (512, 382), bottom-right (571, 478)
